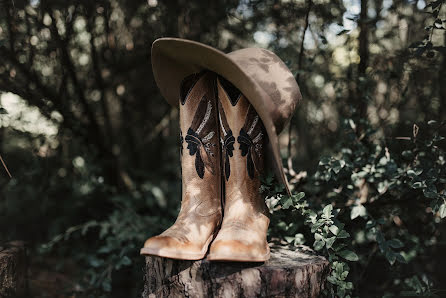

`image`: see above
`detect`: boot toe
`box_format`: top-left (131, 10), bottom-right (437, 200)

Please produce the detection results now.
top-left (141, 235), bottom-right (210, 260)
top-left (208, 239), bottom-right (269, 262)
top-left (143, 235), bottom-right (179, 251)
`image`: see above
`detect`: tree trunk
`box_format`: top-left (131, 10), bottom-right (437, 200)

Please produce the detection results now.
top-left (357, 0), bottom-right (369, 120)
top-left (0, 241), bottom-right (28, 297)
top-left (142, 245), bottom-right (329, 298)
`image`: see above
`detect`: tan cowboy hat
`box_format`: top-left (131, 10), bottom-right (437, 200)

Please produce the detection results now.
top-left (151, 38), bottom-right (301, 195)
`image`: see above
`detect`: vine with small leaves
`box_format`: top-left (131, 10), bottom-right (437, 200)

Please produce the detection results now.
top-left (263, 179), bottom-right (357, 297)
top-left (410, 0), bottom-right (445, 57)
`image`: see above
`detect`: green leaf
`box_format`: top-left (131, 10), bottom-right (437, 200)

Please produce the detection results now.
top-left (332, 160), bottom-right (344, 174)
top-left (439, 203), bottom-right (446, 218)
top-left (325, 236), bottom-right (336, 249)
top-left (411, 182), bottom-right (424, 189)
top-left (395, 253), bottom-right (407, 264)
top-left (293, 192), bottom-right (305, 201)
top-left (323, 204), bottom-right (333, 218)
top-left (0, 107), bottom-right (7, 114)
top-left (329, 225), bottom-right (339, 236)
top-left (423, 188), bottom-right (438, 199)
top-left (326, 275), bottom-right (337, 284)
top-left (284, 236), bottom-right (295, 243)
top-left (405, 276), bottom-right (424, 293)
top-left (377, 181), bottom-right (388, 194)
top-left (337, 287), bottom-right (346, 297)
top-left (121, 256), bottom-right (132, 265)
top-left (319, 156), bottom-right (331, 165)
top-left (351, 205), bottom-right (367, 219)
top-left (338, 250), bottom-right (359, 261)
top-left (387, 239), bottom-right (404, 248)
top-left (282, 197), bottom-right (293, 209)
top-left (402, 150), bottom-right (413, 159)
top-left (89, 258), bottom-right (103, 267)
top-left (314, 233), bottom-right (323, 240)
top-left (406, 170), bottom-right (417, 177)
top-left (97, 246), bottom-right (112, 254)
top-left (314, 239), bottom-right (325, 251)
top-left (333, 243), bottom-right (347, 252)
top-left (337, 230), bottom-right (350, 239)
top-left (365, 220), bottom-right (375, 229)
top-left (386, 251), bottom-right (396, 265)
top-left (102, 280), bottom-right (111, 292)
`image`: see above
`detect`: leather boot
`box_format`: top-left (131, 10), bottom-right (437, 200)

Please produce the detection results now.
top-left (207, 76), bottom-right (270, 262)
top-left (141, 71), bottom-right (222, 260)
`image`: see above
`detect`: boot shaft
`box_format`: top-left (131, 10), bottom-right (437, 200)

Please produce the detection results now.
top-left (207, 75), bottom-right (271, 262)
top-left (179, 71), bottom-right (222, 217)
top-left (217, 75), bottom-right (268, 215)
top-left (143, 71), bottom-right (271, 261)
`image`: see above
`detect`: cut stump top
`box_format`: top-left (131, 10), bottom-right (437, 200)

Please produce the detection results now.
top-left (143, 245), bottom-right (329, 298)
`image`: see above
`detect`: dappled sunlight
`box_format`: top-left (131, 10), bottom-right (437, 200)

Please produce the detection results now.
top-left (0, 92), bottom-right (59, 138)
top-left (0, 0), bottom-right (445, 296)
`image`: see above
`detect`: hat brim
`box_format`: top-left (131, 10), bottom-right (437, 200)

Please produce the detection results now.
top-left (151, 38), bottom-right (291, 195)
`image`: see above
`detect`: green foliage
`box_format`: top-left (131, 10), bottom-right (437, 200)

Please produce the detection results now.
top-left (1, 0), bottom-right (445, 296)
top-left (37, 187), bottom-right (176, 296)
top-left (266, 182), bottom-right (357, 297)
top-left (267, 119), bottom-right (446, 297)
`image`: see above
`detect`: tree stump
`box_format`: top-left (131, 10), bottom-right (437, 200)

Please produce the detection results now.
top-left (143, 245), bottom-right (329, 298)
top-left (0, 241), bottom-right (28, 297)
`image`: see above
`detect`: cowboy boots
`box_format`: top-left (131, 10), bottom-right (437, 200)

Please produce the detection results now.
top-left (207, 76), bottom-right (270, 262)
top-left (141, 71), bottom-right (222, 260)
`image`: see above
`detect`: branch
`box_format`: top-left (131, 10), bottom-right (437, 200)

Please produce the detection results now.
top-left (25, 10), bottom-right (35, 68)
top-left (0, 47), bottom-right (57, 114)
top-left (0, 47), bottom-right (96, 150)
top-left (5, 0), bottom-right (15, 52)
top-left (0, 154), bottom-right (12, 178)
top-left (295, 0), bottom-right (312, 84)
top-left (358, 0), bottom-right (369, 76)
top-left (45, 6), bottom-right (106, 151)
top-left (357, 0), bottom-right (369, 120)
top-left (0, 75), bottom-right (50, 119)
top-left (86, 10), bottom-right (114, 145)
top-left (145, 108), bottom-right (178, 143)
top-left (288, 0), bottom-right (312, 160)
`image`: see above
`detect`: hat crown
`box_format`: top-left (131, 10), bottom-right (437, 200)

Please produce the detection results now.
top-left (227, 48), bottom-right (301, 133)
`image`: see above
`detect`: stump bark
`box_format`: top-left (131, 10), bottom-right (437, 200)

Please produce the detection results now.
top-left (143, 245), bottom-right (329, 298)
top-left (0, 241), bottom-right (28, 297)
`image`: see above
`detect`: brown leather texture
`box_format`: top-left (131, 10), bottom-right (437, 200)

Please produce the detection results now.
top-left (141, 72), bottom-right (222, 260)
top-left (151, 38), bottom-right (302, 195)
top-left (208, 76), bottom-right (270, 262)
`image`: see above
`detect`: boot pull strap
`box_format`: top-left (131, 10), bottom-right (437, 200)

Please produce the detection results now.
top-left (179, 71), bottom-right (213, 106)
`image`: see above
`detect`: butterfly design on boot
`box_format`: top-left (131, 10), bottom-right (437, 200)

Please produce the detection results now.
top-left (184, 97), bottom-right (217, 179)
top-left (180, 72), bottom-right (217, 179)
top-left (238, 104), bottom-right (265, 179)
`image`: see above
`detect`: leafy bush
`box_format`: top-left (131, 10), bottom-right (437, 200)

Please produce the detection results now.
top-left (1, 0), bottom-right (445, 296)
top-left (34, 118), bottom-right (445, 297)
top-left (267, 119), bottom-right (446, 297)
top-left (36, 181), bottom-right (179, 296)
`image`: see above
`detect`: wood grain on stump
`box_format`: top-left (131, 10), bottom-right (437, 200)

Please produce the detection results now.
top-left (0, 241), bottom-right (28, 297)
top-left (143, 245), bottom-right (329, 298)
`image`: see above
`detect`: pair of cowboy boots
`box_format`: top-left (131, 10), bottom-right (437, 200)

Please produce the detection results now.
top-left (140, 71), bottom-right (270, 262)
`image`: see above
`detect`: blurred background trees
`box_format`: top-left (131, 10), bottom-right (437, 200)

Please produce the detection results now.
top-left (0, 0), bottom-right (445, 296)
